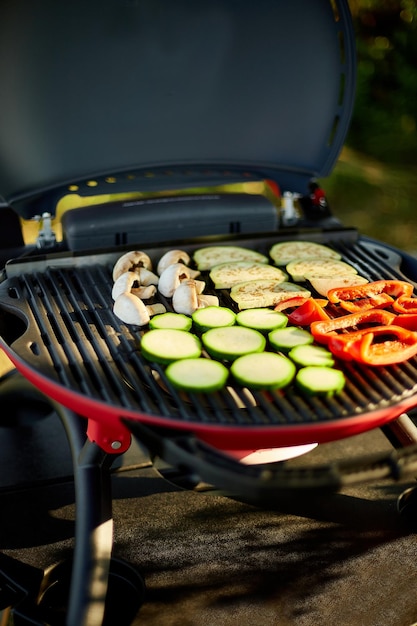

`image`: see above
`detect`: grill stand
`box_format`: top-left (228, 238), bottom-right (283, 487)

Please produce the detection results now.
top-left (3, 373), bottom-right (417, 625)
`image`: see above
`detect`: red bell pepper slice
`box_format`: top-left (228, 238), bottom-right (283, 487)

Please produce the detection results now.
top-left (392, 296), bottom-right (417, 314)
top-left (328, 325), bottom-right (417, 366)
top-left (328, 279), bottom-right (414, 304)
top-left (273, 296), bottom-right (310, 312)
top-left (338, 293), bottom-right (393, 313)
top-left (286, 297), bottom-right (330, 325)
top-left (394, 313), bottom-right (417, 331)
top-left (310, 309), bottom-right (397, 345)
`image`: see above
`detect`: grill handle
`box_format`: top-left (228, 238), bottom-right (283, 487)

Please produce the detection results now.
top-left (125, 420), bottom-right (417, 503)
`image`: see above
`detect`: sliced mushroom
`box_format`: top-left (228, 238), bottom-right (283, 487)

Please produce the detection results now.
top-left (112, 271), bottom-right (157, 301)
top-left (197, 294), bottom-right (220, 308)
top-left (172, 279), bottom-right (199, 315)
top-left (158, 263), bottom-right (204, 298)
top-left (112, 250), bottom-right (153, 282)
top-left (134, 267), bottom-right (159, 286)
top-left (113, 292), bottom-right (166, 326)
top-left (157, 249), bottom-right (191, 275)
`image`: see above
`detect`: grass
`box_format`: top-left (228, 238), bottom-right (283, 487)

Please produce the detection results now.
top-left (322, 147), bottom-right (417, 253)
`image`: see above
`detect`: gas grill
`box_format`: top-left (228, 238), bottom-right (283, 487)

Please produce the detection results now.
top-left (2, 1), bottom-right (417, 624)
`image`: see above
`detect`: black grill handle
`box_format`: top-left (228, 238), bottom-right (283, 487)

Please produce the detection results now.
top-left (124, 419), bottom-right (417, 502)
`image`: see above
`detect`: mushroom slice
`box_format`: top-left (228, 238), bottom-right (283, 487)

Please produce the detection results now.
top-left (113, 292), bottom-right (166, 326)
top-left (157, 249), bottom-right (192, 275)
top-left (112, 250), bottom-right (153, 281)
top-left (172, 279), bottom-right (200, 315)
top-left (134, 267), bottom-right (159, 286)
top-left (159, 263), bottom-right (204, 298)
top-left (197, 294), bottom-right (220, 308)
top-left (112, 271), bottom-right (157, 301)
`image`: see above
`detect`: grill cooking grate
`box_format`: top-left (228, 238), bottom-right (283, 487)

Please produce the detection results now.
top-left (2, 235), bottom-right (417, 434)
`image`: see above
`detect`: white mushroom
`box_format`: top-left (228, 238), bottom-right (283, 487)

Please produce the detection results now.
top-left (113, 292), bottom-right (166, 326)
top-left (172, 279), bottom-right (218, 315)
top-left (112, 250), bottom-right (153, 282)
top-left (158, 263), bottom-right (204, 298)
top-left (157, 249), bottom-right (192, 275)
top-left (112, 271), bottom-right (157, 301)
top-left (134, 267), bottom-right (159, 286)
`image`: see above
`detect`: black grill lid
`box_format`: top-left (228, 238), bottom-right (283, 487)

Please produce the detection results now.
top-left (0, 0), bottom-right (356, 218)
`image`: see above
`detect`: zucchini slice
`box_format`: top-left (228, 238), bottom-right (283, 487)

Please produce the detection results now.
top-left (141, 329), bottom-right (201, 364)
top-left (295, 366), bottom-right (346, 395)
top-left (202, 326), bottom-right (266, 361)
top-left (149, 312), bottom-right (192, 331)
top-left (230, 352), bottom-right (296, 390)
top-left (193, 246), bottom-right (268, 271)
top-left (286, 258), bottom-right (357, 282)
top-left (236, 308), bottom-right (288, 332)
top-left (288, 344), bottom-right (335, 367)
top-left (268, 326), bottom-right (314, 351)
top-left (230, 280), bottom-right (310, 309)
top-left (269, 241), bottom-right (341, 266)
top-left (192, 306), bottom-right (236, 332)
top-left (165, 358), bottom-right (229, 393)
top-left (210, 261), bottom-right (287, 289)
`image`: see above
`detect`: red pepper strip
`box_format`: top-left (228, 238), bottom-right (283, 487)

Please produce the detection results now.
top-left (287, 298), bottom-right (330, 325)
top-left (273, 296), bottom-right (310, 312)
top-left (392, 295), bottom-right (417, 314)
top-left (338, 293), bottom-right (393, 313)
top-left (329, 325), bottom-right (417, 366)
top-left (328, 279), bottom-right (414, 304)
top-left (394, 313), bottom-right (417, 331)
top-left (310, 309), bottom-right (397, 345)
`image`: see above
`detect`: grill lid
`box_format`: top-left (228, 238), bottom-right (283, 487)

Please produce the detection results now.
top-left (0, 0), bottom-right (356, 218)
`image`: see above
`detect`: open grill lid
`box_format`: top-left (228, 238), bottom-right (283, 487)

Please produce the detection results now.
top-left (0, 0), bottom-right (356, 218)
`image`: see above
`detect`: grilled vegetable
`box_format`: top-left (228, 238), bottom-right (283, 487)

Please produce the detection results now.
top-left (286, 258), bottom-right (357, 282)
top-left (209, 261), bottom-right (288, 289)
top-left (165, 358), bottom-right (229, 393)
top-left (295, 366), bottom-right (346, 395)
top-left (235, 308), bottom-right (288, 332)
top-left (230, 352), bottom-right (296, 390)
top-left (192, 306), bottom-right (236, 332)
top-left (194, 246), bottom-right (268, 271)
top-left (268, 326), bottom-right (314, 351)
top-left (149, 312), bottom-right (193, 331)
top-left (327, 280), bottom-right (414, 313)
top-left (286, 297), bottom-right (330, 325)
top-left (310, 309), bottom-right (397, 345)
top-left (288, 344), bottom-right (335, 367)
top-left (306, 274), bottom-right (369, 297)
top-left (141, 329), bottom-right (201, 364)
top-left (202, 326), bottom-right (266, 361)
top-left (327, 325), bottom-right (417, 365)
top-left (230, 280), bottom-right (310, 309)
top-left (269, 241), bottom-right (341, 266)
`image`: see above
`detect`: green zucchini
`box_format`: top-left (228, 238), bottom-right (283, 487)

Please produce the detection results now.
top-left (141, 329), bottom-right (201, 364)
top-left (149, 312), bottom-right (192, 331)
top-left (202, 326), bottom-right (266, 361)
top-left (165, 358), bottom-right (229, 393)
top-left (268, 326), bottom-right (314, 351)
top-left (192, 306), bottom-right (236, 332)
top-left (288, 344), bottom-right (335, 367)
top-left (295, 366), bottom-right (346, 395)
top-left (230, 352), bottom-right (296, 390)
top-left (236, 308), bottom-right (288, 333)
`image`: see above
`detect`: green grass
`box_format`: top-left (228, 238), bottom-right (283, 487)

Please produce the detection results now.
top-left (322, 147), bottom-right (417, 254)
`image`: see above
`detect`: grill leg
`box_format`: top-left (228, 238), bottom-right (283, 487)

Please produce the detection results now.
top-left (381, 412), bottom-right (417, 449)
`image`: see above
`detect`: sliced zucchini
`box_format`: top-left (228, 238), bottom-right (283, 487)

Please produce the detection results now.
top-left (193, 246), bottom-right (268, 271)
top-left (295, 366), bottom-right (346, 395)
top-left (268, 326), bottom-right (314, 351)
top-left (236, 308), bottom-right (288, 332)
top-left (286, 258), bottom-right (357, 282)
top-left (210, 261), bottom-right (287, 289)
top-left (230, 352), bottom-right (296, 390)
top-left (230, 280), bottom-right (310, 309)
top-left (165, 358), bottom-right (229, 393)
top-left (141, 329), bottom-right (201, 364)
top-left (270, 241), bottom-right (341, 266)
top-left (288, 344), bottom-right (335, 367)
top-left (149, 312), bottom-right (192, 331)
top-left (192, 306), bottom-right (236, 332)
top-left (202, 326), bottom-right (266, 361)
top-left (305, 274), bottom-right (369, 297)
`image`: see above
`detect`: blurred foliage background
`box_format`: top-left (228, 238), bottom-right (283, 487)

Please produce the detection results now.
top-left (324, 0), bottom-right (417, 252)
